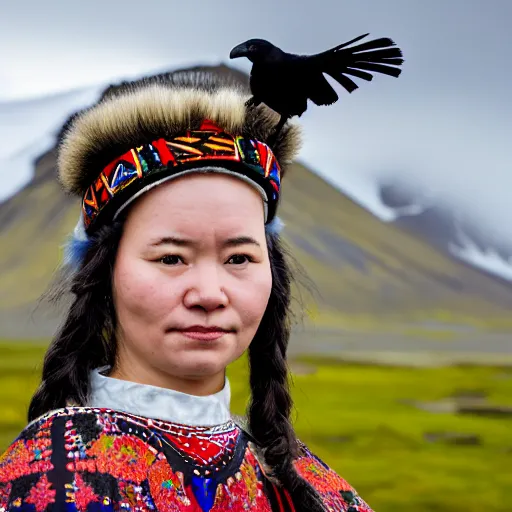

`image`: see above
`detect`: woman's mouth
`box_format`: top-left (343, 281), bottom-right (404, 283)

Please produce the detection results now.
top-left (171, 326), bottom-right (233, 342)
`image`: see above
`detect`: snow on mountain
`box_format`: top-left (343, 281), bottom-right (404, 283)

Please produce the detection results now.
top-left (449, 229), bottom-right (512, 282)
top-left (377, 181), bottom-right (512, 282)
top-left (0, 86), bottom-right (102, 202)
top-left (303, 160), bottom-right (512, 283)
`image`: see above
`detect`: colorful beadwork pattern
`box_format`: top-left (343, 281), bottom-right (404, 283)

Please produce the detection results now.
top-left (294, 443), bottom-right (374, 512)
top-left (82, 119), bottom-right (282, 232)
top-left (0, 407), bottom-right (373, 512)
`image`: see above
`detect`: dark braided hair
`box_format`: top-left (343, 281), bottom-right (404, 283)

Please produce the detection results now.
top-left (28, 222), bottom-right (122, 420)
top-left (248, 234), bottom-right (326, 512)
top-left (28, 224), bottom-right (326, 512)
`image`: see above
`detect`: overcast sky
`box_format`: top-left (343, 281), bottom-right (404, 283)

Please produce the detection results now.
top-left (2, 0), bottom-right (512, 241)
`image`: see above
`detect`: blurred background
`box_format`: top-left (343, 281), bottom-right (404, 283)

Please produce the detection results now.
top-left (1, 0), bottom-right (511, 510)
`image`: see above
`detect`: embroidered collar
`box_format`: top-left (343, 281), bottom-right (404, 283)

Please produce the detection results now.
top-left (87, 366), bottom-right (232, 426)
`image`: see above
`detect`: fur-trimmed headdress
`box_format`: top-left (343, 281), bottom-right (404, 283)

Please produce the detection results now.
top-left (57, 71), bottom-right (301, 269)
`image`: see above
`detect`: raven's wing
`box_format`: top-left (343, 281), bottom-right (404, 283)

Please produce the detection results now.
top-left (306, 33), bottom-right (404, 94)
top-left (304, 70), bottom-right (339, 106)
top-left (282, 54), bottom-right (339, 107)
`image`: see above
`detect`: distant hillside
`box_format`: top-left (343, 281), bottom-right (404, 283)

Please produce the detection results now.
top-left (278, 163), bottom-right (512, 318)
top-left (2, 65), bottom-right (512, 338)
top-left (379, 181), bottom-right (512, 280)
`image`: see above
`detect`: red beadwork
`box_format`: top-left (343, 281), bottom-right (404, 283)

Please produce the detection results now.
top-left (0, 408), bottom-right (373, 512)
top-left (295, 451), bottom-right (374, 511)
top-left (66, 474), bottom-right (99, 512)
top-left (0, 417), bottom-right (53, 482)
top-left (162, 426), bottom-right (238, 467)
top-left (24, 475), bottom-right (56, 512)
top-left (148, 458), bottom-right (199, 511)
top-left (87, 433), bottom-right (157, 484)
top-left (0, 481), bottom-right (12, 511)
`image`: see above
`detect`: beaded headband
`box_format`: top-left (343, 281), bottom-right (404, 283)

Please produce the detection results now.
top-left (82, 119), bottom-right (281, 234)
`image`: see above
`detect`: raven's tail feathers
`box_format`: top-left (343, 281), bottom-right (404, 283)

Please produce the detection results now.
top-left (348, 61), bottom-right (402, 78)
top-left (339, 36), bottom-right (401, 54)
top-left (316, 34), bottom-right (404, 92)
top-left (324, 72), bottom-right (359, 94)
top-left (328, 32), bottom-right (370, 51)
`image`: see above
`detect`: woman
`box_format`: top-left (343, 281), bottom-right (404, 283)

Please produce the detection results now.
top-left (0, 71), bottom-right (373, 512)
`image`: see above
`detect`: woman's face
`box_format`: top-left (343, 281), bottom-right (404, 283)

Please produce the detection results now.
top-left (111, 173), bottom-right (272, 394)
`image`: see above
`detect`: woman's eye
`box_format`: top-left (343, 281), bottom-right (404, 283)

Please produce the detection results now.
top-left (227, 254), bottom-right (251, 265)
top-left (159, 255), bottom-right (183, 266)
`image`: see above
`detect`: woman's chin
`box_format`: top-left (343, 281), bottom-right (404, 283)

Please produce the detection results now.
top-left (161, 351), bottom-right (233, 379)
top-left (155, 332), bottom-right (247, 381)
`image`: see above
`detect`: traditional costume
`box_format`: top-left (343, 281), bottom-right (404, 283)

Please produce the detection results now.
top-left (0, 368), bottom-right (371, 511)
top-left (0, 70), bottom-right (375, 511)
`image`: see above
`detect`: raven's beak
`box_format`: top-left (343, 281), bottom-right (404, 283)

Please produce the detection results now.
top-left (229, 43), bottom-right (248, 59)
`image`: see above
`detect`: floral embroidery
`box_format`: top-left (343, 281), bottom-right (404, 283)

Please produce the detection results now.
top-left (210, 448), bottom-right (271, 512)
top-left (65, 474), bottom-right (99, 511)
top-left (295, 447), bottom-right (373, 511)
top-left (0, 440), bottom-right (33, 481)
top-left (148, 457), bottom-right (195, 511)
top-left (0, 408), bottom-right (373, 512)
top-left (0, 420), bottom-right (53, 483)
top-left (0, 482), bottom-right (12, 512)
top-left (118, 480), bottom-right (155, 511)
top-left (87, 433), bottom-right (156, 483)
top-left (24, 475), bottom-right (56, 512)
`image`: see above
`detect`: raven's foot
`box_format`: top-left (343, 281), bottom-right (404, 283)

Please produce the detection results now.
top-left (245, 96), bottom-right (261, 108)
top-left (268, 115), bottom-right (289, 146)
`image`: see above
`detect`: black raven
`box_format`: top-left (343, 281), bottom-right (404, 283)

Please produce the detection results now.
top-left (230, 34), bottom-right (404, 140)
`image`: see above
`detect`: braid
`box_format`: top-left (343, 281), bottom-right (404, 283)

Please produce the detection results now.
top-left (27, 223), bottom-right (121, 422)
top-left (248, 234), bottom-right (326, 512)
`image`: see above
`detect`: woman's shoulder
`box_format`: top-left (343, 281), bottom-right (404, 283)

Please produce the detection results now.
top-left (1, 406), bottom-right (180, 510)
top-left (0, 407), bottom-right (116, 506)
top-left (0, 408), bottom-right (69, 508)
top-left (4, 405), bottom-right (116, 450)
top-left (294, 441), bottom-right (374, 512)
top-left (1, 405), bottom-right (148, 471)
top-left (0, 407), bottom-right (101, 473)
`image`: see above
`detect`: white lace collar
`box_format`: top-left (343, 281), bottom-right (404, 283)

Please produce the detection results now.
top-left (87, 366), bottom-right (231, 426)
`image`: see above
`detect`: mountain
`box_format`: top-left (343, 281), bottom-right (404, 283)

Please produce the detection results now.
top-left (2, 65), bottom-right (512, 338)
top-left (0, 86), bottom-right (104, 202)
top-left (379, 181), bottom-right (512, 280)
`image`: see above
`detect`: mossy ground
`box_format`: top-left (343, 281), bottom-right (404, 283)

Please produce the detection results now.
top-left (1, 340), bottom-right (511, 511)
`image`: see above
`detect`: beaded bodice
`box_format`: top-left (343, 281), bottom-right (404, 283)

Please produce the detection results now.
top-left (0, 369), bottom-right (374, 511)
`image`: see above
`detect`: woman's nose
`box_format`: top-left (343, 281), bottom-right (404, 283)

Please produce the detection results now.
top-left (183, 265), bottom-right (228, 312)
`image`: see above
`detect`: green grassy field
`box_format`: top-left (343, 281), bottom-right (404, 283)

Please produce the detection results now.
top-left (1, 340), bottom-right (511, 511)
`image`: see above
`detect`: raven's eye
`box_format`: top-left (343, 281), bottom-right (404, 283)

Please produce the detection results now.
top-left (249, 44), bottom-right (257, 53)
